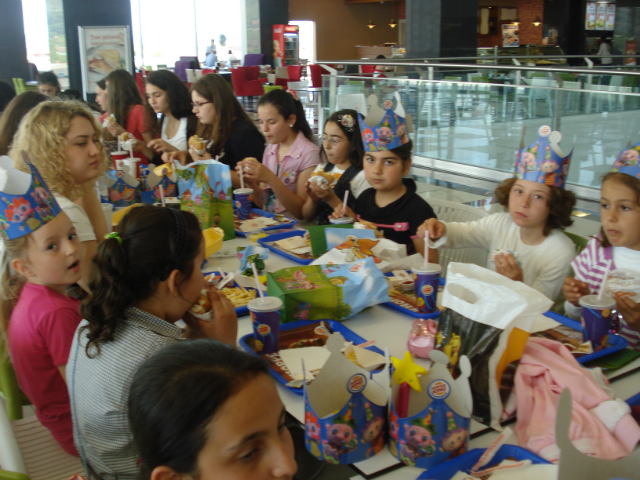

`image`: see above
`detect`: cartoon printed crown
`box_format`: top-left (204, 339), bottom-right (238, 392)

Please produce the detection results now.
top-left (611, 142), bottom-right (640, 180)
top-left (358, 96), bottom-right (410, 152)
top-left (0, 153), bottom-right (61, 241)
top-left (514, 125), bottom-right (573, 188)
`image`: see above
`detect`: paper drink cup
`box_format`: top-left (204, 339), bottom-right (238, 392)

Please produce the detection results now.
top-left (233, 188), bottom-right (253, 220)
top-left (412, 264), bottom-right (442, 314)
top-left (101, 203), bottom-right (113, 231)
top-left (122, 158), bottom-right (140, 178)
top-left (111, 151), bottom-right (128, 170)
top-left (329, 216), bottom-right (354, 225)
top-left (248, 296), bottom-right (282, 355)
top-left (579, 295), bottom-right (616, 351)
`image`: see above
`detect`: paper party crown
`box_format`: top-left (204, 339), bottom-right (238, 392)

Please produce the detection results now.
top-left (358, 95), bottom-right (410, 152)
top-left (514, 125), bottom-right (573, 188)
top-left (0, 153), bottom-right (61, 241)
top-left (611, 142), bottom-right (640, 180)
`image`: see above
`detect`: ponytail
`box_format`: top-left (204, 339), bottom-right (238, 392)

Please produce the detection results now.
top-left (258, 89), bottom-right (314, 141)
top-left (80, 206), bottom-right (201, 357)
top-left (0, 236), bottom-right (30, 357)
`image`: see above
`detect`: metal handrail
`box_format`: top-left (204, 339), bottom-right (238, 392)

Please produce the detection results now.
top-left (330, 55), bottom-right (640, 62)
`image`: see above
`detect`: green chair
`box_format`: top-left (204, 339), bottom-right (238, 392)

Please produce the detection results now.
top-left (11, 79), bottom-right (26, 95)
top-left (263, 85), bottom-right (283, 94)
top-left (347, 80), bottom-right (365, 93)
top-left (444, 76), bottom-right (462, 81)
top-left (0, 345), bottom-right (24, 421)
top-left (564, 231), bottom-right (589, 254)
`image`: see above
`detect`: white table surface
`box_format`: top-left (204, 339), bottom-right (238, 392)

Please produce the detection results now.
top-left (206, 236), bottom-right (640, 479)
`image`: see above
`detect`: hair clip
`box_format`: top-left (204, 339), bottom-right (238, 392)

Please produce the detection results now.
top-left (338, 114), bottom-right (355, 132)
top-left (105, 232), bottom-right (122, 244)
top-left (288, 89), bottom-right (299, 101)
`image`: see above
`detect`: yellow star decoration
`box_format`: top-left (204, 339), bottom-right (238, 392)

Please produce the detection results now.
top-left (390, 351), bottom-right (428, 392)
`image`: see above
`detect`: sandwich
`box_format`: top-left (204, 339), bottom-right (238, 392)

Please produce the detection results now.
top-left (190, 290), bottom-right (212, 315)
top-left (188, 135), bottom-right (206, 155)
top-left (99, 49), bottom-right (121, 70)
top-left (309, 171), bottom-right (336, 190)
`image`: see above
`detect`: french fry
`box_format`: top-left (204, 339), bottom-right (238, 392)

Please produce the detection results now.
top-left (220, 286), bottom-right (256, 308)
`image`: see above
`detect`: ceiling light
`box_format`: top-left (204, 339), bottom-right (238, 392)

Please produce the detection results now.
top-left (367, 20), bottom-right (376, 29)
top-left (533, 16), bottom-right (541, 26)
top-left (513, 16), bottom-right (520, 26)
top-left (389, 18), bottom-right (397, 28)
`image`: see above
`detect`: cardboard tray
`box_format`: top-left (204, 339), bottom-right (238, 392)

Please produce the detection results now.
top-left (417, 445), bottom-right (551, 479)
top-left (234, 208), bottom-right (297, 237)
top-left (238, 319), bottom-right (384, 396)
top-left (258, 230), bottom-right (314, 265)
top-left (203, 270), bottom-right (258, 317)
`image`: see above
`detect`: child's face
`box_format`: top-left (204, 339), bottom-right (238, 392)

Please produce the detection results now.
top-left (363, 150), bottom-right (410, 192)
top-left (322, 121), bottom-right (350, 166)
top-left (38, 83), bottom-right (57, 97)
top-left (258, 104), bottom-right (295, 145)
top-left (95, 85), bottom-right (107, 111)
top-left (192, 91), bottom-right (216, 125)
top-left (178, 239), bottom-right (206, 310)
top-left (194, 373), bottom-right (296, 480)
top-left (64, 116), bottom-right (102, 184)
top-left (507, 180), bottom-right (551, 232)
top-left (146, 83), bottom-right (169, 115)
top-left (16, 213), bottom-right (82, 293)
top-left (601, 178), bottom-right (640, 250)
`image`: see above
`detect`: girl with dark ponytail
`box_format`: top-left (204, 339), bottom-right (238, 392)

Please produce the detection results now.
top-left (66, 205), bottom-right (237, 478)
top-left (237, 89), bottom-right (321, 220)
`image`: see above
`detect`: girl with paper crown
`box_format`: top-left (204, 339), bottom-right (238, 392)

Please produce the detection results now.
top-left (419, 125), bottom-right (577, 301)
top-left (330, 94), bottom-right (438, 258)
top-left (0, 153), bottom-right (82, 456)
top-left (564, 142), bottom-right (640, 350)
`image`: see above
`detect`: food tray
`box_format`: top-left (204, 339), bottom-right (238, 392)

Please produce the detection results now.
top-left (238, 319), bottom-right (383, 395)
top-left (381, 272), bottom-right (444, 319)
top-left (203, 271), bottom-right (258, 317)
top-left (627, 391), bottom-right (640, 407)
top-left (258, 230), bottom-right (313, 265)
top-left (234, 208), bottom-right (297, 237)
top-left (417, 445), bottom-right (551, 480)
top-left (541, 311), bottom-right (628, 364)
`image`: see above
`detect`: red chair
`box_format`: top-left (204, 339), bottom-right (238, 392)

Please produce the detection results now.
top-left (201, 68), bottom-right (217, 76)
top-left (286, 65), bottom-right (302, 82)
top-left (309, 64), bottom-right (328, 88)
top-left (230, 66), bottom-right (267, 111)
top-left (361, 65), bottom-right (376, 77)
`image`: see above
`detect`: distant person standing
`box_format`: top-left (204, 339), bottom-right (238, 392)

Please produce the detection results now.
top-left (228, 49), bottom-right (238, 62)
top-left (205, 50), bottom-right (218, 68)
top-left (206, 38), bottom-right (216, 55)
top-left (598, 36), bottom-right (612, 66)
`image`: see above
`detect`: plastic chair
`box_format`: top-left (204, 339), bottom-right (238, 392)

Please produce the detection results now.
top-left (563, 231), bottom-right (588, 254)
top-left (421, 198), bottom-right (490, 277)
top-left (11, 79), bottom-right (26, 95)
top-left (263, 85), bottom-right (283, 94)
top-left (286, 65), bottom-right (302, 82)
top-left (308, 64), bottom-right (328, 88)
top-left (230, 66), bottom-right (266, 111)
top-left (0, 349), bottom-right (23, 422)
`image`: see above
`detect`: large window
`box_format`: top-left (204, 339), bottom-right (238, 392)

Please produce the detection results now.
top-left (130, 0), bottom-right (246, 70)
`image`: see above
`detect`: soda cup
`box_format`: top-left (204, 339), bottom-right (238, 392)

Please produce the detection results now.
top-left (111, 151), bottom-right (129, 170)
top-left (579, 295), bottom-right (616, 351)
top-left (411, 264), bottom-right (442, 314)
top-left (248, 296), bottom-right (282, 354)
top-left (233, 188), bottom-right (254, 220)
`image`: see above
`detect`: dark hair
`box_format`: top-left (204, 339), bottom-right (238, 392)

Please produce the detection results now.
top-left (0, 91), bottom-right (48, 155)
top-left (128, 340), bottom-right (269, 480)
top-left (61, 88), bottom-right (83, 101)
top-left (258, 88), bottom-right (314, 141)
top-left (191, 74), bottom-right (254, 157)
top-left (36, 71), bottom-right (60, 90)
top-left (0, 80), bottom-right (16, 113)
top-left (145, 70), bottom-right (192, 120)
top-left (80, 206), bottom-right (202, 356)
top-left (494, 177), bottom-right (576, 236)
top-left (321, 109), bottom-right (363, 168)
top-left (376, 54), bottom-right (387, 59)
top-left (598, 171), bottom-right (640, 248)
top-left (106, 69), bottom-right (146, 127)
top-left (96, 78), bottom-right (107, 91)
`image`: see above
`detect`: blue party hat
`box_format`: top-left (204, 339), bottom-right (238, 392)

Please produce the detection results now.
top-left (611, 142), bottom-right (640, 179)
top-left (358, 95), bottom-right (410, 152)
top-left (0, 153), bottom-right (61, 240)
top-left (514, 125), bottom-right (573, 188)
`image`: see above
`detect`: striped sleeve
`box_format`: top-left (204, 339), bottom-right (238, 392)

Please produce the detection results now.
top-left (571, 238), bottom-right (608, 294)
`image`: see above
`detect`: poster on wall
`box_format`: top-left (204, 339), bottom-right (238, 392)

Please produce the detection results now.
top-left (502, 24), bottom-right (519, 47)
top-left (585, 2), bottom-right (596, 30)
top-left (605, 4), bottom-right (616, 31)
top-left (625, 40), bottom-right (637, 66)
top-left (596, 3), bottom-right (606, 30)
top-left (78, 26), bottom-right (132, 98)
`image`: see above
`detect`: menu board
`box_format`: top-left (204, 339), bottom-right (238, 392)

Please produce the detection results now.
top-left (596, 3), bottom-right (606, 30)
top-left (585, 2), bottom-right (596, 30)
top-left (78, 26), bottom-right (133, 97)
top-left (502, 24), bottom-right (519, 47)
top-left (605, 4), bottom-right (616, 31)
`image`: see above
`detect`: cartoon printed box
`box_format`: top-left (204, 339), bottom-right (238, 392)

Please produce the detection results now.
top-left (102, 169), bottom-right (140, 208)
top-left (140, 167), bottom-right (177, 205)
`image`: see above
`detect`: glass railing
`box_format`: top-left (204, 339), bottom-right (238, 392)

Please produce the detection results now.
top-left (317, 61), bottom-right (640, 203)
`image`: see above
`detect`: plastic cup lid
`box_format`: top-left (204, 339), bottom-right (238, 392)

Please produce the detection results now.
top-left (412, 263), bottom-right (443, 275)
top-left (330, 216), bottom-right (354, 224)
top-left (579, 294), bottom-right (615, 309)
top-left (233, 188), bottom-right (254, 195)
top-left (247, 296), bottom-right (283, 312)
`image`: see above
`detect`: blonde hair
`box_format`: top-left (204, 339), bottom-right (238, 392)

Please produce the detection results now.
top-left (9, 100), bottom-right (108, 200)
top-left (0, 235), bottom-right (29, 357)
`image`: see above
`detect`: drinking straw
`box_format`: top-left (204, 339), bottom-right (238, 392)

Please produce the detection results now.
top-left (239, 166), bottom-right (245, 189)
top-left (342, 190), bottom-right (349, 217)
top-left (424, 230), bottom-right (429, 269)
top-left (251, 262), bottom-right (265, 304)
top-left (597, 259), bottom-right (612, 301)
top-left (216, 272), bottom-right (235, 289)
top-left (159, 184), bottom-right (166, 207)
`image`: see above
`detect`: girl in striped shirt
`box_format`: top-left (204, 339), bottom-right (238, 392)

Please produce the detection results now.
top-left (563, 144), bottom-right (640, 350)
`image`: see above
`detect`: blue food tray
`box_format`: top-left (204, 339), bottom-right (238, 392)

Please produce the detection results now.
top-left (258, 230), bottom-right (313, 265)
top-left (234, 208), bottom-right (297, 237)
top-left (417, 445), bottom-right (551, 479)
top-left (203, 271), bottom-right (257, 317)
top-left (542, 310), bottom-right (628, 364)
top-left (238, 319), bottom-right (383, 395)
top-left (626, 391), bottom-right (640, 408)
top-left (381, 273), bottom-right (444, 319)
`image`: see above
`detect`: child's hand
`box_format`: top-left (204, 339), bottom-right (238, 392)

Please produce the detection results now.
top-left (563, 276), bottom-right (591, 307)
top-left (189, 146), bottom-right (212, 161)
top-left (494, 253), bottom-right (523, 282)
top-left (148, 138), bottom-right (176, 154)
top-left (309, 180), bottom-right (332, 200)
top-left (304, 180), bottom-right (320, 203)
top-left (330, 205), bottom-right (355, 219)
top-left (163, 150), bottom-right (188, 165)
top-left (238, 158), bottom-right (274, 185)
top-left (106, 122), bottom-right (125, 137)
top-left (417, 218), bottom-right (446, 240)
top-left (614, 293), bottom-right (640, 334)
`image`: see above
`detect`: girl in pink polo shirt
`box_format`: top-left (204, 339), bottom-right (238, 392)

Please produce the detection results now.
top-left (237, 89), bottom-right (320, 220)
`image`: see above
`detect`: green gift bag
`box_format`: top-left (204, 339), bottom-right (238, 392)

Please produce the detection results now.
top-left (175, 160), bottom-right (235, 240)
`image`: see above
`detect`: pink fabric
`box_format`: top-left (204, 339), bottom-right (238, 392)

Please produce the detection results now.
top-left (514, 337), bottom-right (640, 461)
top-left (8, 283), bottom-right (81, 456)
top-left (262, 131), bottom-right (320, 214)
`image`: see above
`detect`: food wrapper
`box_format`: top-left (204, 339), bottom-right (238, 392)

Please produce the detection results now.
top-left (605, 269), bottom-right (640, 299)
top-left (490, 249), bottom-right (523, 269)
top-left (312, 236), bottom-right (407, 270)
top-left (189, 289), bottom-right (212, 321)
